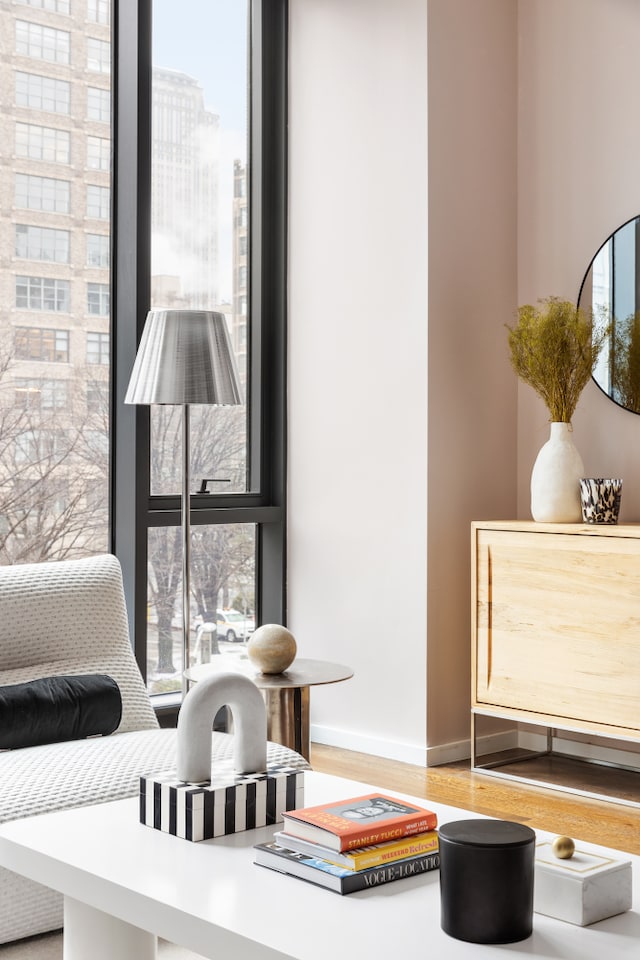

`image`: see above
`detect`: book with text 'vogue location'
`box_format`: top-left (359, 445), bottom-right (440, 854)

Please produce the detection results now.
top-left (272, 828), bottom-right (439, 870)
top-left (254, 841), bottom-right (440, 895)
top-left (280, 792), bottom-right (438, 852)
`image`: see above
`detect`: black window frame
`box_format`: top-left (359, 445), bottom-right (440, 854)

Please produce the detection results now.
top-left (111, 0), bottom-right (288, 712)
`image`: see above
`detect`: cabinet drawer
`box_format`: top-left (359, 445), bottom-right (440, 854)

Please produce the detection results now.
top-left (473, 528), bottom-right (640, 735)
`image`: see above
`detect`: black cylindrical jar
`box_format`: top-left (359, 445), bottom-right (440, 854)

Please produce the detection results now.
top-left (439, 819), bottom-right (535, 944)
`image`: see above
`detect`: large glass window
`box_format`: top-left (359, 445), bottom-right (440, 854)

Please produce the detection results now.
top-left (150, 1), bottom-right (249, 498)
top-left (1, 0), bottom-right (286, 699)
top-left (111, 0), bottom-right (287, 704)
top-left (1, 1), bottom-right (111, 565)
top-left (136, 0), bottom-right (254, 696)
top-left (147, 523), bottom-right (256, 693)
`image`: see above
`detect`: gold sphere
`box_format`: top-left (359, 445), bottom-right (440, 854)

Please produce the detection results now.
top-left (551, 835), bottom-right (575, 859)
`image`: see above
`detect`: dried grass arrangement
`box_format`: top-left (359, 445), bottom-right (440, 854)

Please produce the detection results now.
top-left (506, 297), bottom-right (608, 423)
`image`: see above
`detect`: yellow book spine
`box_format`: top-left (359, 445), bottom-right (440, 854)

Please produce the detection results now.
top-left (344, 832), bottom-right (439, 871)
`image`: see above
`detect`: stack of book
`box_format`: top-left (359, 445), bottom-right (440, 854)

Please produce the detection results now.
top-left (254, 791), bottom-right (439, 894)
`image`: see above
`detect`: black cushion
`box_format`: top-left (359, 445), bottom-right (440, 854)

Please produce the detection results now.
top-left (0, 674), bottom-right (122, 750)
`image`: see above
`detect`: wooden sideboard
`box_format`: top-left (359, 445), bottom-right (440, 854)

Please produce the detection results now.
top-left (471, 520), bottom-right (640, 804)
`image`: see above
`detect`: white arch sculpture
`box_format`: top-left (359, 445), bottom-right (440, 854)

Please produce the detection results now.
top-left (176, 671), bottom-right (267, 783)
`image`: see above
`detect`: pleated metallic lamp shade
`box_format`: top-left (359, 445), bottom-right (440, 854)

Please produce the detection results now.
top-left (125, 309), bottom-right (242, 698)
top-left (124, 309), bottom-right (242, 407)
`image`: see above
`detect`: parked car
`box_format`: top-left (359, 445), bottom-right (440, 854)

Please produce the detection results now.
top-left (216, 609), bottom-right (255, 643)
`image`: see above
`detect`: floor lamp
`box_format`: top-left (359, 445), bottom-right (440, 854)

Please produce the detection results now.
top-left (125, 309), bottom-right (242, 697)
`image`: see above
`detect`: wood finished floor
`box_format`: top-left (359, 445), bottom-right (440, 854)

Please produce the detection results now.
top-left (309, 743), bottom-right (640, 855)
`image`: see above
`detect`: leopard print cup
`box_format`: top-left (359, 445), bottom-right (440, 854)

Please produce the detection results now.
top-left (579, 478), bottom-right (622, 524)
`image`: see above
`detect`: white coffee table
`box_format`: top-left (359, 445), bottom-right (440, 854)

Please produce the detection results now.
top-left (0, 771), bottom-right (637, 959)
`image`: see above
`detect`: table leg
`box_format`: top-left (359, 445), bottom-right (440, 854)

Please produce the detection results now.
top-left (64, 897), bottom-right (157, 960)
top-left (263, 685), bottom-right (311, 760)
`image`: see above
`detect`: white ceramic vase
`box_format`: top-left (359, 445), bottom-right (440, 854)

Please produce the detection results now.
top-left (530, 422), bottom-right (584, 522)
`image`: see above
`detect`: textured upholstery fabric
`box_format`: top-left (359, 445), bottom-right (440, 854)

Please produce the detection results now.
top-left (0, 730), bottom-right (309, 943)
top-left (0, 554), bottom-right (158, 733)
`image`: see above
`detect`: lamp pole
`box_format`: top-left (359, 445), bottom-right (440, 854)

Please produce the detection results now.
top-left (181, 403), bottom-right (191, 698)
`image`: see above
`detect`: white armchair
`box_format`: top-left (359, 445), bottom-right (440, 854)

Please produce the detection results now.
top-left (0, 554), bottom-right (308, 944)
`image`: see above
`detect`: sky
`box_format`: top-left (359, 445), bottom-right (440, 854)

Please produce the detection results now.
top-left (152, 0), bottom-right (248, 303)
top-left (152, 0), bottom-right (248, 130)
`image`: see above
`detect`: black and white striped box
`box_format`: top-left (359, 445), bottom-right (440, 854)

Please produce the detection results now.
top-left (139, 760), bottom-right (305, 841)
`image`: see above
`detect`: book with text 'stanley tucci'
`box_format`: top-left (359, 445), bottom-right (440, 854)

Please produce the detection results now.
top-left (280, 792), bottom-right (438, 852)
top-left (254, 841), bottom-right (440, 894)
top-left (272, 828), bottom-right (439, 871)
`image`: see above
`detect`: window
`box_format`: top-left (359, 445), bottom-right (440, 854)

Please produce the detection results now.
top-left (87, 285), bottom-right (109, 317)
top-left (14, 429), bottom-right (69, 465)
top-left (87, 380), bottom-right (108, 411)
top-left (87, 331), bottom-right (109, 362)
top-left (15, 279), bottom-right (70, 315)
top-left (15, 72), bottom-right (70, 114)
top-left (111, 0), bottom-right (287, 705)
top-left (86, 86), bottom-right (110, 122)
top-left (15, 122), bottom-right (70, 163)
top-left (15, 20), bottom-right (70, 65)
top-left (15, 378), bottom-right (68, 410)
top-left (87, 37), bottom-right (110, 74)
top-left (86, 184), bottom-right (110, 219)
top-left (87, 136), bottom-right (110, 171)
top-left (15, 325), bottom-right (69, 361)
top-left (1, 1), bottom-right (286, 708)
top-left (15, 224), bottom-right (70, 263)
top-left (15, 174), bottom-right (70, 213)
top-left (86, 233), bottom-right (109, 268)
top-left (15, 0), bottom-right (70, 12)
top-left (1, 0), bottom-right (112, 570)
top-left (87, 0), bottom-right (110, 25)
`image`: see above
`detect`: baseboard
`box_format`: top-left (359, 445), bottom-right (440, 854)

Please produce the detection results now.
top-left (309, 724), bottom-right (429, 766)
top-left (309, 724), bottom-right (517, 768)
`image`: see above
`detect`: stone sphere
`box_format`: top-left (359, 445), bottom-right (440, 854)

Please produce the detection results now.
top-left (247, 624), bottom-right (297, 674)
top-left (551, 835), bottom-right (575, 860)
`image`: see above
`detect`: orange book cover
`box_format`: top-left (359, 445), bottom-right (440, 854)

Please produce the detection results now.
top-left (281, 792), bottom-right (438, 852)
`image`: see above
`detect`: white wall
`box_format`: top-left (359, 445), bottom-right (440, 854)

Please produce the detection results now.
top-left (517, 0), bottom-right (640, 518)
top-left (288, 0), bottom-right (429, 764)
top-left (426, 0), bottom-right (517, 752)
top-left (288, 0), bottom-right (518, 764)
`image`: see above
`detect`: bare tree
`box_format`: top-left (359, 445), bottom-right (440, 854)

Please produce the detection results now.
top-left (0, 347), bottom-right (109, 564)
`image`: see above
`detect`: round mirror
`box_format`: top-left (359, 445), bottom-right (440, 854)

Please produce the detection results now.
top-left (578, 215), bottom-right (640, 414)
